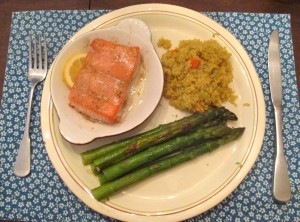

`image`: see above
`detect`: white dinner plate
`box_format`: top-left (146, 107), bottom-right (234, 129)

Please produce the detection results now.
top-left (41, 4), bottom-right (266, 221)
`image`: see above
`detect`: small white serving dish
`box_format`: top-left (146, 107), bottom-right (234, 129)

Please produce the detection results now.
top-left (50, 18), bottom-right (164, 144)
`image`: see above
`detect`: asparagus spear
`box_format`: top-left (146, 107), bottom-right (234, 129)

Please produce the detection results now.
top-left (81, 107), bottom-right (237, 165)
top-left (99, 124), bottom-right (233, 183)
top-left (91, 118), bottom-right (226, 174)
top-left (91, 127), bottom-right (245, 201)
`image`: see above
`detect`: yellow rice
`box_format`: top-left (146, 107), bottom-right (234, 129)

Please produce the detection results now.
top-left (160, 38), bottom-right (237, 112)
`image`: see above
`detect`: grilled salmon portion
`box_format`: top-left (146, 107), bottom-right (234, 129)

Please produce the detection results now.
top-left (86, 39), bottom-right (141, 83)
top-left (68, 39), bottom-right (141, 123)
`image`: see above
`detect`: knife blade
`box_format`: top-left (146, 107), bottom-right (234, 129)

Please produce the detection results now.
top-left (268, 29), bottom-right (291, 203)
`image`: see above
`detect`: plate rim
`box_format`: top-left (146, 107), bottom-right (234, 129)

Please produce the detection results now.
top-left (41, 3), bottom-right (266, 221)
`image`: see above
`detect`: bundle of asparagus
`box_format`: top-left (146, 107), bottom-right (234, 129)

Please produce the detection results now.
top-left (80, 107), bottom-right (245, 201)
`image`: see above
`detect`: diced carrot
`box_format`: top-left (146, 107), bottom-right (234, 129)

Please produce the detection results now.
top-left (190, 57), bottom-right (201, 69)
top-left (170, 48), bottom-right (178, 53)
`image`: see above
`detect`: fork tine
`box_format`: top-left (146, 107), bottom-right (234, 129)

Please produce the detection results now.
top-left (38, 34), bottom-right (42, 69)
top-left (33, 35), bottom-right (37, 69)
top-left (43, 35), bottom-right (48, 70)
top-left (28, 36), bottom-right (32, 69)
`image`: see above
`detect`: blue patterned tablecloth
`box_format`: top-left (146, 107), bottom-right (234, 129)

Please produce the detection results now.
top-left (0, 10), bottom-right (299, 222)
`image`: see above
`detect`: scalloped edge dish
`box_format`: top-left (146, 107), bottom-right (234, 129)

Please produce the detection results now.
top-left (50, 18), bottom-right (164, 144)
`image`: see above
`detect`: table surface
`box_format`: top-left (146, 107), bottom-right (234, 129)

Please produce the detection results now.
top-left (0, 1), bottom-right (299, 222)
top-left (0, 0), bottom-right (299, 102)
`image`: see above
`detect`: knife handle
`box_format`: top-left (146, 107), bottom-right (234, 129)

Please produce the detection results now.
top-left (272, 108), bottom-right (291, 203)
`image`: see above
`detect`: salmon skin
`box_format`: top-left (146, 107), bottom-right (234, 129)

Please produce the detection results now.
top-left (68, 38), bottom-right (141, 124)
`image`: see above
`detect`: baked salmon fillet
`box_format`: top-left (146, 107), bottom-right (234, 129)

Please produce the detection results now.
top-left (86, 39), bottom-right (141, 83)
top-left (68, 39), bottom-right (141, 123)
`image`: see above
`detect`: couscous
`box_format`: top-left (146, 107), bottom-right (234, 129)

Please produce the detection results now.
top-left (157, 37), bottom-right (172, 49)
top-left (159, 38), bottom-right (237, 112)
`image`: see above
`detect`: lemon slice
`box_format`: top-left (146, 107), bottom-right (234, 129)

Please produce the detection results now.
top-left (63, 52), bottom-right (87, 88)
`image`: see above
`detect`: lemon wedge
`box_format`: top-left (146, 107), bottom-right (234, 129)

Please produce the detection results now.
top-left (63, 52), bottom-right (87, 88)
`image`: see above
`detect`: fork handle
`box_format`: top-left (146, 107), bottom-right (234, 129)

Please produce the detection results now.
top-left (272, 108), bottom-right (292, 202)
top-left (14, 84), bottom-right (35, 177)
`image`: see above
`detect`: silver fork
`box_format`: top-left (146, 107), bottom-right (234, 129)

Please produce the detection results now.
top-left (14, 34), bottom-right (48, 177)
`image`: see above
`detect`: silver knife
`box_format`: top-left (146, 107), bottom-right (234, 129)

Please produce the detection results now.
top-left (268, 29), bottom-right (291, 203)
